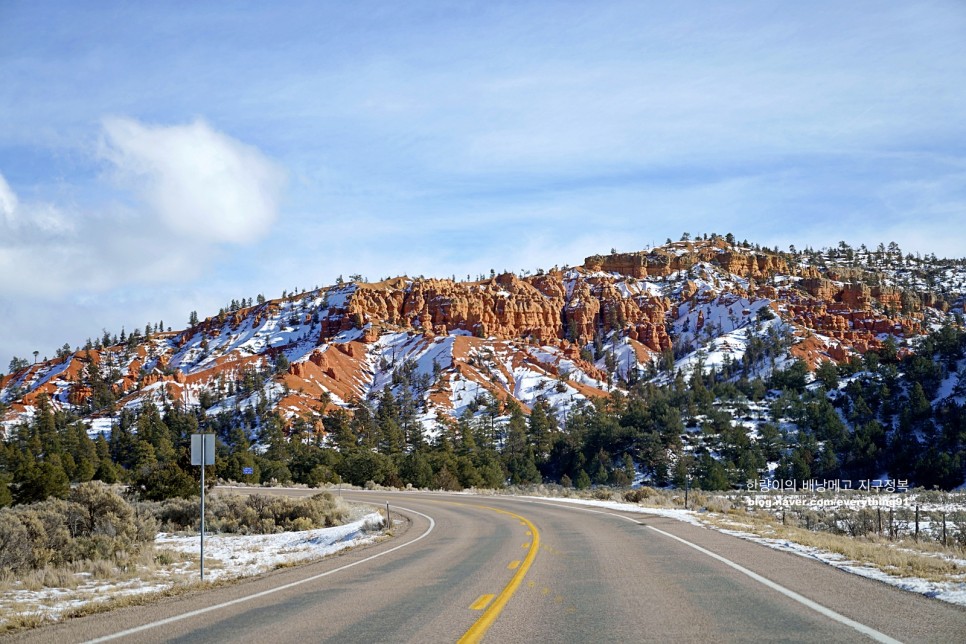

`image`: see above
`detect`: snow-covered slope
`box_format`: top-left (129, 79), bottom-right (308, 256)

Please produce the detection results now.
top-left (2, 238), bottom-right (963, 438)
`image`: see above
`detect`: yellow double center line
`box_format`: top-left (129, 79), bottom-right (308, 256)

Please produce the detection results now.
top-left (458, 506), bottom-right (541, 644)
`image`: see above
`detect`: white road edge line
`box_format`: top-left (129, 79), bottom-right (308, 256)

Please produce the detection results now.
top-left (645, 525), bottom-right (902, 644)
top-left (526, 500), bottom-right (902, 644)
top-left (83, 506), bottom-right (436, 644)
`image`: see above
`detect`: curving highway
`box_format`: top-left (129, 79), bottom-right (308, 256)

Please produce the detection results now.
top-left (7, 489), bottom-right (965, 643)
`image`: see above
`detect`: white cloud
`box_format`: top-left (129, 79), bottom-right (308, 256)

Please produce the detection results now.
top-left (101, 117), bottom-right (285, 244)
top-left (0, 173), bottom-right (17, 226)
top-left (0, 118), bottom-right (286, 296)
top-left (0, 118), bottom-right (287, 324)
top-left (0, 119), bottom-right (288, 369)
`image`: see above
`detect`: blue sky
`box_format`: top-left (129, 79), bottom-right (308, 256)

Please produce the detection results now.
top-left (1, 1), bottom-right (965, 369)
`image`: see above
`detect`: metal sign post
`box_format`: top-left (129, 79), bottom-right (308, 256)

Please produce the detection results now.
top-left (191, 434), bottom-right (215, 581)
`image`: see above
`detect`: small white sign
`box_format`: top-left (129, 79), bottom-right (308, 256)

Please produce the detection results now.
top-left (191, 434), bottom-right (215, 466)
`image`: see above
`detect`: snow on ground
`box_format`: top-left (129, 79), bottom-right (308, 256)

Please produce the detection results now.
top-left (525, 495), bottom-right (966, 607)
top-left (0, 513), bottom-right (384, 627)
top-left (449, 373), bottom-right (485, 417)
top-left (714, 527), bottom-right (966, 607)
top-left (368, 332), bottom-right (454, 395)
top-left (0, 577), bottom-right (173, 627)
top-left (85, 417), bottom-right (113, 440)
top-left (324, 284), bottom-right (357, 310)
top-left (521, 495), bottom-right (702, 526)
top-left (447, 341), bottom-right (601, 421)
top-left (28, 357), bottom-right (74, 395)
top-left (156, 512), bottom-right (384, 581)
top-left (663, 298), bottom-right (787, 380)
top-left (593, 335), bottom-right (646, 382)
top-left (934, 358), bottom-right (965, 406)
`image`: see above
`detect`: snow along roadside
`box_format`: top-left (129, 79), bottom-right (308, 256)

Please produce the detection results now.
top-left (519, 495), bottom-right (966, 607)
top-left (0, 513), bottom-right (385, 628)
top-left (155, 512), bottom-right (386, 582)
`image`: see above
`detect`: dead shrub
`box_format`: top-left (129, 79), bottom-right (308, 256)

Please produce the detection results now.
top-left (152, 492), bottom-right (350, 535)
top-left (951, 511), bottom-right (966, 548)
top-left (0, 509), bottom-right (33, 573)
top-left (591, 488), bottom-right (615, 501)
top-left (152, 497), bottom-right (199, 532)
top-left (623, 487), bottom-right (657, 503)
top-left (0, 482), bottom-right (156, 581)
top-left (40, 567), bottom-right (78, 589)
top-left (87, 558), bottom-right (117, 580)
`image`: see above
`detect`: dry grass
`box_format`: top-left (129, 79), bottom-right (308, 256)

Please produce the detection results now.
top-left (702, 509), bottom-right (966, 583)
top-left (0, 566), bottom-right (230, 635)
top-left (501, 485), bottom-right (966, 585)
top-left (55, 580), bottom-right (204, 621)
top-left (0, 495), bottom-right (391, 636)
top-left (15, 568), bottom-right (80, 592)
top-left (0, 612), bottom-right (49, 634)
top-left (0, 545), bottom-right (206, 634)
top-left (154, 491), bottom-right (351, 534)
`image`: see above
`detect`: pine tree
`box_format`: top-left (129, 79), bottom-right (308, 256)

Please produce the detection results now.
top-left (375, 387), bottom-right (405, 455)
top-left (400, 451), bottom-right (434, 488)
top-left (527, 400), bottom-right (555, 465)
top-left (137, 405), bottom-right (176, 463)
top-left (34, 395), bottom-right (60, 454)
top-left (503, 403), bottom-right (540, 485)
top-left (0, 474), bottom-right (12, 507)
top-left (41, 454), bottom-right (71, 498)
top-left (326, 409), bottom-right (358, 452)
top-left (456, 415), bottom-right (477, 457)
top-left (110, 411), bottom-right (137, 468)
top-left (94, 458), bottom-right (119, 484)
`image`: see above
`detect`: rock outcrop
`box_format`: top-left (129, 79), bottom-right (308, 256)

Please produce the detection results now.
top-left (317, 270), bottom-right (671, 349)
top-left (585, 243), bottom-right (790, 280)
top-left (2, 238), bottom-right (958, 427)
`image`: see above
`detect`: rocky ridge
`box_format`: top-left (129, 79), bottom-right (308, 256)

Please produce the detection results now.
top-left (2, 239), bottom-right (964, 436)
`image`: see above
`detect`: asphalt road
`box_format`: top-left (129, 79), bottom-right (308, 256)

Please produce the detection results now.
top-left (7, 489), bottom-right (965, 643)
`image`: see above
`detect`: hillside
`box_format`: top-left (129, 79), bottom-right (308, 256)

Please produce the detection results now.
top-left (1, 236), bottom-right (965, 494)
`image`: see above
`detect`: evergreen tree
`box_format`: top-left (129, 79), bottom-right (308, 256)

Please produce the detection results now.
top-left (375, 386), bottom-right (405, 455)
top-left (94, 458), bottom-right (119, 484)
top-left (503, 403), bottom-right (540, 485)
top-left (326, 408), bottom-right (358, 452)
top-left (12, 448), bottom-right (41, 504)
top-left (0, 473), bottom-right (12, 507)
top-left (137, 404), bottom-right (176, 463)
top-left (349, 400), bottom-right (377, 450)
top-left (527, 400), bottom-right (555, 466)
top-left (40, 454), bottom-right (71, 499)
top-left (815, 360), bottom-right (839, 390)
top-left (400, 451), bottom-right (434, 488)
top-left (696, 452), bottom-right (730, 491)
top-left (224, 427), bottom-right (259, 483)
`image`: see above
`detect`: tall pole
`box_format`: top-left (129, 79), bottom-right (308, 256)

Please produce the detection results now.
top-left (201, 437), bottom-right (206, 582)
top-left (191, 433), bottom-right (212, 583)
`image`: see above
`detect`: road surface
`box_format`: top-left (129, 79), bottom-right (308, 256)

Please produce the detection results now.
top-left (7, 489), bottom-right (965, 643)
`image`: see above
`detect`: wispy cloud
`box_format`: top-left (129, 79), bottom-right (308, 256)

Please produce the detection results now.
top-left (0, 174), bottom-right (17, 226)
top-left (0, 118), bottom-right (287, 365)
top-left (100, 118), bottom-right (285, 244)
top-left (0, 118), bottom-right (284, 298)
